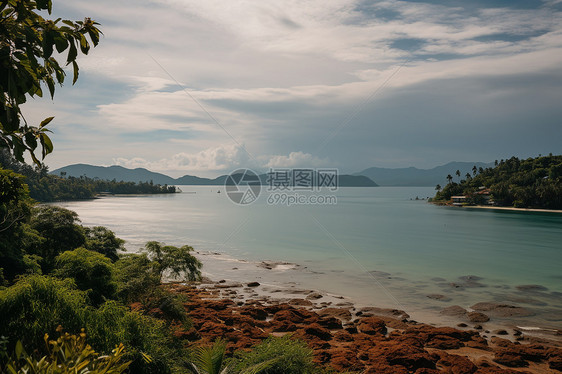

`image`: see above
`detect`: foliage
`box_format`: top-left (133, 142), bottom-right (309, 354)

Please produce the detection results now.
top-left (0, 275), bottom-right (88, 349)
top-left (0, 149), bottom-right (177, 202)
top-left (434, 155), bottom-right (562, 209)
top-left (2, 328), bottom-right (130, 374)
top-left (188, 339), bottom-right (278, 374)
top-left (114, 253), bottom-right (161, 303)
top-left (233, 336), bottom-right (316, 374)
top-left (55, 247), bottom-right (116, 305)
top-left (0, 168), bottom-right (36, 280)
top-left (144, 241), bottom-right (202, 282)
top-left (0, 0), bottom-right (101, 163)
top-left (29, 205), bottom-right (85, 271)
top-left (83, 300), bottom-right (182, 374)
top-left (84, 226), bottom-right (124, 262)
top-left (0, 275), bottom-right (187, 374)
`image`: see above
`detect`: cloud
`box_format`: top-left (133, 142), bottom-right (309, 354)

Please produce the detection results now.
top-left (113, 143), bottom-right (251, 173)
top-left (17, 0), bottom-right (561, 174)
top-left (265, 152), bottom-right (330, 168)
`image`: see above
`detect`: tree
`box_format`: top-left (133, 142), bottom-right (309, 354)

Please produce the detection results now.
top-left (144, 241), bottom-right (202, 282)
top-left (472, 165), bottom-right (477, 176)
top-left (84, 226), bottom-right (125, 262)
top-left (0, 0), bottom-right (101, 163)
top-left (435, 184), bottom-right (441, 191)
top-left (446, 174), bottom-right (453, 184)
top-left (465, 172), bottom-right (471, 180)
top-left (55, 247), bottom-right (117, 305)
top-left (455, 169), bottom-right (461, 179)
top-left (29, 205), bottom-right (85, 271)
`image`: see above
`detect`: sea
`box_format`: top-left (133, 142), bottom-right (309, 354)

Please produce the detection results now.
top-left (57, 186), bottom-right (562, 333)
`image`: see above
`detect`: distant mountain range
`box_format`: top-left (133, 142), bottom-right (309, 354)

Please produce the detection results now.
top-left (355, 161), bottom-right (494, 187)
top-left (52, 161), bottom-right (493, 188)
top-left (51, 164), bottom-right (378, 187)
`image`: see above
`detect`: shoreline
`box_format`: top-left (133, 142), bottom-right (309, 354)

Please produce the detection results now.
top-left (193, 251), bottom-right (562, 343)
top-left (168, 275), bottom-right (562, 373)
top-left (434, 202), bottom-right (562, 214)
top-left (465, 205), bottom-right (562, 214)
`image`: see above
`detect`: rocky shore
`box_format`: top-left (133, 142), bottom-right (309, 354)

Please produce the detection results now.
top-left (161, 281), bottom-right (562, 373)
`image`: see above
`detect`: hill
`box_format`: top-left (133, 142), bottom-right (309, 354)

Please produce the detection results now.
top-left (52, 164), bottom-right (177, 185)
top-left (52, 164), bottom-right (378, 187)
top-left (355, 161), bottom-right (493, 186)
top-left (434, 155), bottom-right (562, 209)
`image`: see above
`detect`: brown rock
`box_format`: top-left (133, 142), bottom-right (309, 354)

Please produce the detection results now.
top-left (368, 340), bottom-right (436, 371)
top-left (357, 317), bottom-right (387, 335)
top-left (425, 335), bottom-right (463, 350)
top-left (306, 292), bottom-right (323, 300)
top-left (467, 311), bottom-right (490, 322)
top-left (470, 302), bottom-right (534, 317)
top-left (288, 298), bottom-right (314, 307)
top-left (432, 351), bottom-right (477, 374)
top-left (493, 351), bottom-right (529, 367)
top-left (317, 307), bottom-right (352, 321)
top-left (441, 305), bottom-right (468, 317)
top-left (246, 282), bottom-right (260, 287)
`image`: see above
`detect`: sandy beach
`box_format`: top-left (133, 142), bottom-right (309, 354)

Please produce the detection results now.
top-left (462, 206), bottom-right (562, 214)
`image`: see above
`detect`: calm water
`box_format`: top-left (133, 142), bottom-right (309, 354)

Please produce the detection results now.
top-left (58, 186), bottom-right (562, 329)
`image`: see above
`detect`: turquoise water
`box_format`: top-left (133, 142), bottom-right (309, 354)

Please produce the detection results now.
top-left (58, 186), bottom-right (562, 329)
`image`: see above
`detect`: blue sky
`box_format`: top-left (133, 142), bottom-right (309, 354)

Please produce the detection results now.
top-left (23, 0), bottom-right (562, 177)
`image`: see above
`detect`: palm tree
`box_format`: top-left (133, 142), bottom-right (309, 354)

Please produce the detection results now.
top-left (446, 174), bottom-right (453, 184)
top-left (435, 184), bottom-right (441, 191)
top-left (455, 170), bottom-right (461, 179)
top-left (188, 340), bottom-right (277, 374)
top-left (465, 173), bottom-right (471, 180)
top-left (472, 165), bottom-right (477, 176)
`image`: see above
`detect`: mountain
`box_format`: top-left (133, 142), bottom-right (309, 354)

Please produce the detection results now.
top-left (52, 164), bottom-right (177, 185)
top-left (355, 161), bottom-right (494, 187)
top-left (51, 164), bottom-right (378, 187)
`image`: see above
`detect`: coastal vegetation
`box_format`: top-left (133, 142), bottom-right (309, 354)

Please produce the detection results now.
top-left (1, 150), bottom-right (177, 201)
top-left (0, 165), bottom-right (329, 373)
top-left (433, 155), bottom-right (562, 209)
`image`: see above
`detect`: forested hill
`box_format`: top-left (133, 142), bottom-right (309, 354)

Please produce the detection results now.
top-left (434, 155), bottom-right (562, 209)
top-left (0, 151), bottom-right (177, 202)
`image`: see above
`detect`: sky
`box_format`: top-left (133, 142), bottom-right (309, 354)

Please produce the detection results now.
top-left (23, 0), bottom-right (562, 177)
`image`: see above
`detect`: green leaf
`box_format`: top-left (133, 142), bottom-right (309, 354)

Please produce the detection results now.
top-left (72, 60), bottom-right (79, 84)
top-left (79, 34), bottom-right (90, 54)
top-left (46, 77), bottom-right (55, 99)
top-left (15, 341), bottom-right (23, 359)
top-left (67, 39), bottom-right (78, 63)
top-left (40, 117), bottom-right (55, 128)
top-left (25, 132), bottom-right (38, 149)
top-left (40, 133), bottom-right (54, 158)
top-left (54, 34), bottom-right (69, 53)
top-left (43, 31), bottom-right (54, 58)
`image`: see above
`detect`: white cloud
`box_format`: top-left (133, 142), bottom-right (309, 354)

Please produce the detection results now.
top-left (265, 151), bottom-right (330, 168)
top-left (113, 143), bottom-right (251, 173)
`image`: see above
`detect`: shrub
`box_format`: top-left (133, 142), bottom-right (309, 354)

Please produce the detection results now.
top-left (55, 247), bottom-right (117, 305)
top-left (234, 336), bottom-right (316, 374)
top-left (2, 328), bottom-right (131, 374)
top-left (114, 253), bottom-right (161, 303)
top-left (0, 275), bottom-right (87, 349)
top-left (0, 275), bottom-right (185, 373)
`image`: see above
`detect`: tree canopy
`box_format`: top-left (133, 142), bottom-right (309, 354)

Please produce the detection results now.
top-left (0, 0), bottom-right (101, 163)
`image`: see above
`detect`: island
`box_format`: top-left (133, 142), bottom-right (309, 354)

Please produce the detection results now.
top-left (431, 154), bottom-right (562, 210)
